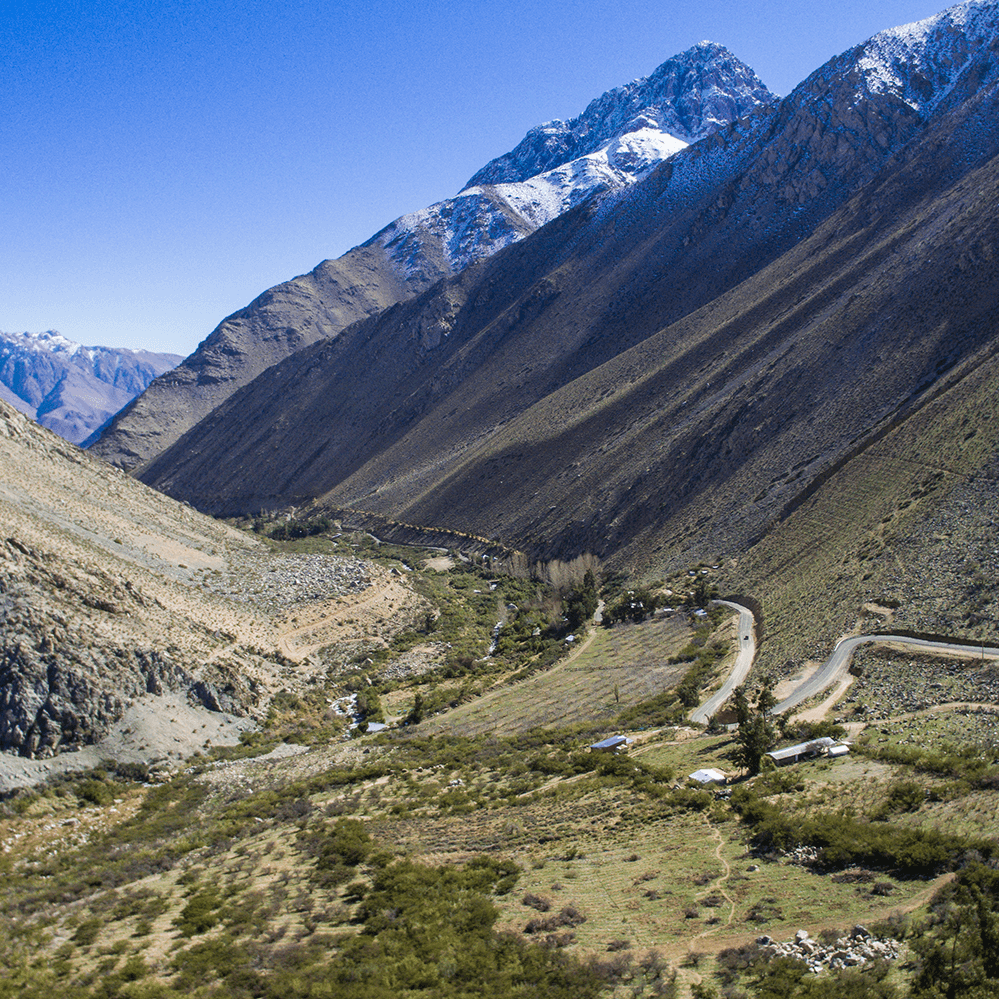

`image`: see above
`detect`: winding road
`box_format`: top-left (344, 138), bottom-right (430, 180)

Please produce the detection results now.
top-left (692, 601), bottom-right (999, 724)
top-left (690, 600), bottom-right (756, 725)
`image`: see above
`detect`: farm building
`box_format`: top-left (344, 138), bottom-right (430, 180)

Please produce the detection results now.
top-left (590, 735), bottom-right (632, 752)
top-left (766, 736), bottom-right (849, 766)
top-left (688, 768), bottom-right (726, 785)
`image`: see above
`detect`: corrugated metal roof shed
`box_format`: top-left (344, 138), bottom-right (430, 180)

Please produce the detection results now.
top-left (767, 736), bottom-right (837, 763)
top-left (689, 768), bottom-right (726, 784)
top-left (590, 735), bottom-right (631, 750)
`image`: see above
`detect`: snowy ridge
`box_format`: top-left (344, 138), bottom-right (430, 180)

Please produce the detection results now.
top-left (375, 127), bottom-right (690, 275)
top-left (852, 0), bottom-right (999, 112)
top-left (11, 329), bottom-right (86, 358)
top-left (369, 42), bottom-right (770, 277)
top-left (4, 329), bottom-right (173, 363)
top-left (0, 331), bottom-right (182, 444)
top-left (464, 42), bottom-right (773, 189)
top-left (476, 128), bottom-right (690, 230)
top-left (372, 191), bottom-right (526, 278)
top-left (590, 0), bottom-right (999, 252)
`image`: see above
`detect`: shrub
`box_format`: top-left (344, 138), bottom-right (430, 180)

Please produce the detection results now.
top-left (307, 818), bottom-right (374, 887)
top-left (523, 893), bottom-right (552, 912)
top-left (77, 779), bottom-right (117, 807)
top-left (72, 918), bottom-right (101, 946)
top-left (174, 889), bottom-right (222, 937)
top-left (525, 905), bottom-right (588, 933)
top-left (730, 785), bottom-right (992, 876)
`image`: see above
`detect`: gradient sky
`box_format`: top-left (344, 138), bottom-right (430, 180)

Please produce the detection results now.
top-left (2, 0), bottom-right (947, 356)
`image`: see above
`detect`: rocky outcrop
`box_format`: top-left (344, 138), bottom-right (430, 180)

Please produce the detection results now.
top-left (757, 927), bottom-right (901, 973)
top-left (0, 533), bottom-right (253, 758)
top-left (0, 398), bottom-right (399, 760)
top-left (465, 42), bottom-right (773, 187)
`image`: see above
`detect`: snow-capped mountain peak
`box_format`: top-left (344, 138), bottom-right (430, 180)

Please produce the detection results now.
top-left (15, 329), bottom-right (86, 357)
top-left (464, 42), bottom-right (773, 190)
top-left (0, 330), bottom-right (181, 444)
top-left (841, 0), bottom-right (999, 113)
top-left (367, 42), bottom-right (773, 277)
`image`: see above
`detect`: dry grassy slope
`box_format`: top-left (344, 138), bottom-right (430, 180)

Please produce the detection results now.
top-left (730, 347), bottom-right (999, 678)
top-left (89, 241), bottom-right (447, 470)
top-left (0, 399), bottom-right (422, 760)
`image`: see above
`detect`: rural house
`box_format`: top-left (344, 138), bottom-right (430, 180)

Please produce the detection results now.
top-left (766, 736), bottom-right (849, 766)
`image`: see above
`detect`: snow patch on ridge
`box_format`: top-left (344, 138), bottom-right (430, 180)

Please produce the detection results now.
top-left (10, 330), bottom-right (85, 357)
top-left (856, 0), bottom-right (999, 112)
top-left (375, 128), bottom-right (690, 275)
top-left (364, 41), bottom-right (773, 279)
top-left (472, 129), bottom-right (689, 231)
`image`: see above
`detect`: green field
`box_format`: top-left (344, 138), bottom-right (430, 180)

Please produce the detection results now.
top-left (414, 613), bottom-right (694, 737)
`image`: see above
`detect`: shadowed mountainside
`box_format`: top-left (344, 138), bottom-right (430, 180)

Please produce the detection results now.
top-left (136, 6), bottom-right (999, 591)
top-left (88, 44), bottom-right (773, 470)
top-left (86, 244), bottom-right (446, 468)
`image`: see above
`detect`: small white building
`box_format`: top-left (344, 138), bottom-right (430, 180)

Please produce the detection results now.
top-left (767, 737), bottom-right (848, 766)
top-left (688, 768), bottom-right (727, 786)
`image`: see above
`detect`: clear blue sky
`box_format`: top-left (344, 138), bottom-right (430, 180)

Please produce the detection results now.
top-left (1, 0), bottom-right (946, 356)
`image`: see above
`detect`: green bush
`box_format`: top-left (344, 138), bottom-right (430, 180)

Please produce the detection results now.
top-left (730, 786), bottom-right (992, 876)
top-left (304, 817), bottom-right (376, 887)
top-left (77, 779), bottom-right (117, 807)
top-left (872, 780), bottom-right (926, 820)
top-left (72, 918), bottom-right (101, 946)
top-left (173, 889), bottom-right (222, 937)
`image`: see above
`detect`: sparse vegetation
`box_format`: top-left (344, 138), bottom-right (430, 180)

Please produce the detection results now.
top-left (5, 437), bottom-right (999, 998)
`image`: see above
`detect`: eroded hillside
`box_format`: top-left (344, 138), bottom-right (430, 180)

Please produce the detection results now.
top-left (0, 399), bottom-right (426, 770)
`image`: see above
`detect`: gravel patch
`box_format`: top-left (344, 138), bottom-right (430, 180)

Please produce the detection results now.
top-left (843, 647), bottom-right (999, 719)
top-left (202, 552), bottom-right (373, 607)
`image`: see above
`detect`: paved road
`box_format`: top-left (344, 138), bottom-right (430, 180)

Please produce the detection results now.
top-left (690, 600), bottom-right (755, 725)
top-left (773, 633), bottom-right (999, 715)
top-left (692, 605), bottom-right (999, 723)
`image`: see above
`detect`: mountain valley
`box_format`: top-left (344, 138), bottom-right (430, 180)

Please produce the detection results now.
top-left (4, 400), bottom-right (999, 998)
top-left (123, 0), bottom-right (999, 676)
top-left (6, 3), bottom-right (999, 997)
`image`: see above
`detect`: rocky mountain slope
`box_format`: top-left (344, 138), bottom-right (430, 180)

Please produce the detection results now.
top-left (465, 40), bottom-right (771, 187)
top-left (135, 1), bottom-right (999, 585)
top-left (0, 398), bottom-right (422, 762)
top-left (0, 330), bottom-right (180, 444)
top-left (89, 44), bottom-right (773, 470)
